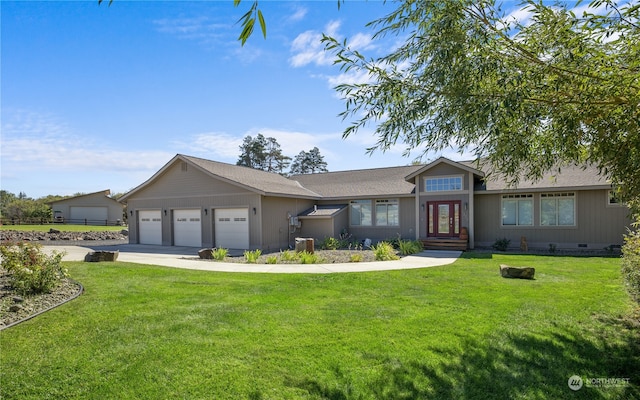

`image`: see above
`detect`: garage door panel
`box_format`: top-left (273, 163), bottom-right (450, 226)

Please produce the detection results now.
top-left (215, 208), bottom-right (249, 249)
top-left (139, 210), bottom-right (162, 245)
top-left (173, 209), bottom-right (202, 247)
top-left (70, 206), bottom-right (108, 222)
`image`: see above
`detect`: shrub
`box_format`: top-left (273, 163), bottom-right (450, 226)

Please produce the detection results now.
top-left (372, 241), bottom-right (400, 261)
top-left (397, 239), bottom-right (424, 255)
top-left (243, 249), bottom-right (262, 264)
top-left (319, 236), bottom-right (341, 250)
top-left (622, 230), bottom-right (640, 304)
top-left (212, 248), bottom-right (228, 261)
top-left (280, 250), bottom-right (298, 262)
top-left (0, 242), bottom-right (67, 295)
top-left (350, 253), bottom-right (364, 263)
top-left (298, 251), bottom-right (322, 264)
top-left (266, 255), bottom-right (278, 264)
top-left (492, 238), bottom-right (511, 252)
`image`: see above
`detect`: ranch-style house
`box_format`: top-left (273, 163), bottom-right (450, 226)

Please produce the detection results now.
top-left (119, 154), bottom-right (631, 251)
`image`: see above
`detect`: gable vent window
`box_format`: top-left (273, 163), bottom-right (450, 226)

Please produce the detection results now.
top-left (181, 162), bottom-right (188, 172)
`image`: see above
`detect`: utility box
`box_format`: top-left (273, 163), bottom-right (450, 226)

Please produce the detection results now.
top-left (295, 237), bottom-right (314, 253)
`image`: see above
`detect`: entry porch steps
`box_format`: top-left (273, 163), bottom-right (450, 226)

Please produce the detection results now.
top-left (421, 238), bottom-right (468, 251)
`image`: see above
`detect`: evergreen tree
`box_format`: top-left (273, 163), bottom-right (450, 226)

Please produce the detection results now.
top-left (237, 134), bottom-right (290, 174)
top-left (290, 147), bottom-right (329, 175)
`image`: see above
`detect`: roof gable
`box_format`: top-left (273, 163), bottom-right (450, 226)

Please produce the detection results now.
top-left (51, 190), bottom-right (121, 205)
top-left (121, 154), bottom-right (320, 201)
top-left (405, 157), bottom-right (484, 181)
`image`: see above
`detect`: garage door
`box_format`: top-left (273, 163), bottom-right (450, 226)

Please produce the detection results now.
top-left (70, 206), bottom-right (108, 223)
top-left (139, 210), bottom-right (162, 245)
top-left (215, 208), bottom-right (249, 249)
top-left (173, 209), bottom-right (202, 247)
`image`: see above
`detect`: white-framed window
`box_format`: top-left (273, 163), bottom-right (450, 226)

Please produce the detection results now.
top-left (425, 176), bottom-right (463, 192)
top-left (541, 193), bottom-right (575, 226)
top-left (375, 199), bottom-right (399, 226)
top-left (607, 190), bottom-right (624, 207)
top-left (350, 200), bottom-right (372, 226)
top-left (501, 194), bottom-right (533, 226)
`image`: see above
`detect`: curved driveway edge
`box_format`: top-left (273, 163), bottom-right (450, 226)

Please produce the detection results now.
top-left (44, 244), bottom-right (462, 273)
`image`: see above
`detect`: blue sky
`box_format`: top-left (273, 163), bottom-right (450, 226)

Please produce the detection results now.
top-left (1, 1), bottom-right (542, 198)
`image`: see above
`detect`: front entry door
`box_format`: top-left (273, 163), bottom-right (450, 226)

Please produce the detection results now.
top-left (427, 201), bottom-right (461, 237)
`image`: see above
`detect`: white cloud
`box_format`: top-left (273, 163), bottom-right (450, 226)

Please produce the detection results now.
top-left (496, 5), bottom-right (535, 31)
top-left (289, 20), bottom-right (347, 67)
top-left (177, 132), bottom-right (243, 161)
top-left (287, 5), bottom-right (308, 22)
top-left (0, 110), bottom-right (172, 174)
top-left (175, 128), bottom-right (342, 164)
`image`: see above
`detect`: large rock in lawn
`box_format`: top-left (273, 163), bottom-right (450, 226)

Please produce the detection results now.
top-left (500, 264), bottom-right (535, 280)
top-left (85, 250), bottom-right (119, 262)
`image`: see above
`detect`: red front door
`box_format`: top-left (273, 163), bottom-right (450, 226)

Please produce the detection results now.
top-left (427, 201), bottom-right (461, 237)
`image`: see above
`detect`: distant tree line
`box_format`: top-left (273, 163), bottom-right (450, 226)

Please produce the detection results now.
top-left (1, 191), bottom-right (61, 223)
top-left (236, 134), bottom-right (328, 175)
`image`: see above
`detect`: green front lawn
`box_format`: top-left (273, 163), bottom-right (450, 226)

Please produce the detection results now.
top-left (1, 254), bottom-right (638, 399)
top-left (0, 224), bottom-right (126, 232)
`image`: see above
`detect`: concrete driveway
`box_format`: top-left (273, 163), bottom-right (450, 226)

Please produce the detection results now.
top-left (44, 244), bottom-right (461, 273)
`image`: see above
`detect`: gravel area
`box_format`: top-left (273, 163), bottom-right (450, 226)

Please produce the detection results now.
top-left (201, 249), bottom-right (380, 264)
top-left (0, 267), bottom-right (82, 329)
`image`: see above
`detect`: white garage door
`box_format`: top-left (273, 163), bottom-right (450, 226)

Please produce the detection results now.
top-left (173, 209), bottom-right (202, 247)
top-left (139, 210), bottom-right (162, 245)
top-left (70, 206), bottom-right (108, 223)
top-left (215, 208), bottom-right (249, 249)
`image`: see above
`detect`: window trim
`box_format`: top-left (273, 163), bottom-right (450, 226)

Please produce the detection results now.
top-left (375, 199), bottom-right (399, 227)
top-left (501, 194), bottom-right (534, 227)
top-left (350, 200), bottom-right (372, 226)
top-left (540, 192), bottom-right (576, 227)
top-left (424, 175), bottom-right (464, 193)
top-left (607, 190), bottom-right (625, 207)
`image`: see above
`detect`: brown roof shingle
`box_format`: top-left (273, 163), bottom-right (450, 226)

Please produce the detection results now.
top-left (291, 165), bottom-right (423, 199)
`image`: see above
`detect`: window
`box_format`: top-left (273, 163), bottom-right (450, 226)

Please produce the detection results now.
top-left (350, 200), bottom-right (372, 226)
top-left (375, 199), bottom-right (399, 226)
top-left (608, 190), bottom-right (624, 206)
top-left (425, 176), bottom-right (463, 192)
top-left (541, 193), bottom-right (575, 226)
top-left (501, 194), bottom-right (533, 226)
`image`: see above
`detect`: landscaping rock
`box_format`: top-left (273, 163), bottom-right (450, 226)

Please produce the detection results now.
top-left (500, 264), bottom-right (535, 279)
top-left (0, 230), bottom-right (128, 243)
top-left (85, 250), bottom-right (119, 262)
top-left (198, 248), bottom-right (214, 259)
top-left (9, 304), bottom-right (23, 313)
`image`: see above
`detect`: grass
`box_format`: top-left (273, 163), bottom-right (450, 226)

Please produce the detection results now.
top-left (1, 253), bottom-right (638, 399)
top-left (0, 224), bottom-right (126, 232)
